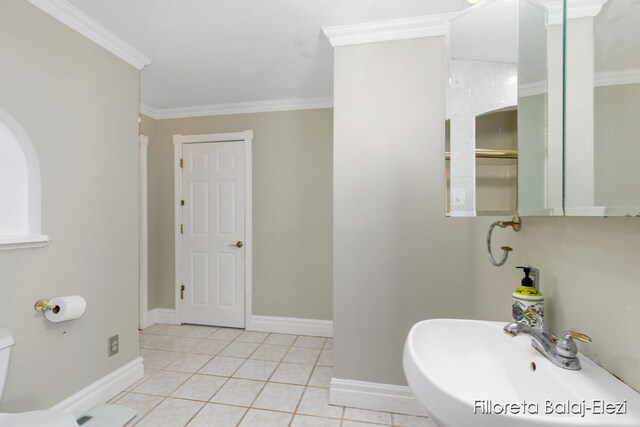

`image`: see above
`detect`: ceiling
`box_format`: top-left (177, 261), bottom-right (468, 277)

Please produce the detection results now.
top-left (65, 0), bottom-right (470, 112)
top-left (449, 0), bottom-right (549, 85)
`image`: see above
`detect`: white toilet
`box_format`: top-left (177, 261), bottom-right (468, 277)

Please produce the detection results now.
top-left (0, 328), bottom-right (78, 427)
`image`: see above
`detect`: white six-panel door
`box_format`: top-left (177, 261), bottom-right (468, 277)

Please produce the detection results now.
top-left (181, 141), bottom-right (246, 327)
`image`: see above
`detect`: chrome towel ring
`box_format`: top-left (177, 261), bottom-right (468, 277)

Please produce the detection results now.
top-left (487, 216), bottom-right (521, 266)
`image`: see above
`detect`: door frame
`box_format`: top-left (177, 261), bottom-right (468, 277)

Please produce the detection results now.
top-left (139, 134), bottom-right (149, 329)
top-left (173, 130), bottom-right (253, 328)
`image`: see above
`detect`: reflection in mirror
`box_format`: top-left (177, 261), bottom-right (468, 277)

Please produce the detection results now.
top-left (565, 0), bottom-right (640, 216)
top-left (445, 0), bottom-right (563, 217)
top-left (475, 108), bottom-right (518, 213)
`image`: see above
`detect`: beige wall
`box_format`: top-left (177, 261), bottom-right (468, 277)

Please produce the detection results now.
top-left (0, 0), bottom-right (140, 411)
top-left (594, 84), bottom-right (640, 207)
top-left (332, 35), bottom-right (640, 395)
top-left (469, 216), bottom-right (640, 391)
top-left (333, 37), bottom-right (471, 386)
top-left (142, 109), bottom-right (333, 320)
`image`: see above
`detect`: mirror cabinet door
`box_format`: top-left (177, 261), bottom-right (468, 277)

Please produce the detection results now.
top-left (564, 0), bottom-right (640, 216)
top-left (446, 0), bottom-right (563, 217)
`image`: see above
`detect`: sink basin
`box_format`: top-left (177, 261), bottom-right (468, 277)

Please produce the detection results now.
top-left (403, 319), bottom-right (640, 427)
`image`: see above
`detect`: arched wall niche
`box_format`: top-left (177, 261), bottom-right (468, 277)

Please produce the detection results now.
top-left (0, 107), bottom-right (49, 250)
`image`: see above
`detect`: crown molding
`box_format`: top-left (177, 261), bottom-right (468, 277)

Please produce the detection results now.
top-left (543, 0), bottom-right (608, 24)
top-left (139, 103), bottom-right (159, 119)
top-left (140, 97), bottom-right (333, 120)
top-left (565, 0), bottom-right (608, 19)
top-left (27, 0), bottom-right (152, 70)
top-left (323, 13), bottom-right (457, 48)
top-left (595, 69), bottom-right (640, 87)
top-left (519, 81), bottom-right (547, 97)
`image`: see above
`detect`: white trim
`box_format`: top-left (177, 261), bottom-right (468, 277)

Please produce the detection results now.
top-left (0, 235), bottom-right (50, 251)
top-left (564, 0), bottom-right (608, 19)
top-left (564, 206), bottom-right (606, 216)
top-left (322, 13), bottom-right (456, 48)
top-left (542, 0), bottom-right (607, 24)
top-left (330, 378), bottom-right (428, 417)
top-left (595, 69), bottom-right (640, 87)
top-left (27, 0), bottom-right (152, 70)
top-left (147, 308), bottom-right (178, 325)
top-left (173, 131), bottom-right (253, 327)
top-left (174, 131), bottom-right (253, 144)
top-left (244, 139), bottom-right (253, 331)
top-left (447, 210), bottom-right (477, 217)
top-left (249, 316), bottom-right (333, 338)
top-left (139, 135), bottom-right (149, 330)
top-left (140, 97), bottom-right (333, 120)
top-left (173, 140), bottom-right (182, 324)
top-left (517, 208), bottom-right (557, 216)
top-left (139, 104), bottom-right (159, 119)
top-left (519, 81), bottom-right (547, 97)
top-left (50, 357), bottom-right (143, 418)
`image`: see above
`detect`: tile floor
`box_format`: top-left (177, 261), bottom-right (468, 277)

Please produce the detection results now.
top-left (110, 323), bottom-right (437, 427)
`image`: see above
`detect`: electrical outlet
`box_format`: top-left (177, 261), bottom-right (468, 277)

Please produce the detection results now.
top-left (108, 335), bottom-right (119, 357)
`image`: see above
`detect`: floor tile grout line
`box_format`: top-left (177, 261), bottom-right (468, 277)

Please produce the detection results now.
top-left (231, 331), bottom-right (309, 425)
top-left (173, 341), bottom-right (246, 426)
top-left (140, 326), bottom-right (431, 427)
top-left (285, 369), bottom-right (311, 426)
top-left (130, 394), bottom-right (169, 426)
top-left (135, 326), bottom-right (253, 426)
top-left (232, 368), bottom-right (271, 425)
top-left (204, 331), bottom-right (272, 425)
top-left (111, 390), bottom-right (165, 426)
top-left (181, 396), bottom-right (210, 426)
top-left (287, 344), bottom-right (338, 423)
top-left (139, 365), bottom-right (197, 399)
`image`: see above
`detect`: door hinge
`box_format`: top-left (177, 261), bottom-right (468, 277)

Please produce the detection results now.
top-left (181, 200), bottom-right (185, 206)
top-left (180, 224), bottom-right (183, 234)
top-left (180, 284), bottom-right (185, 300)
top-left (180, 158), bottom-right (183, 168)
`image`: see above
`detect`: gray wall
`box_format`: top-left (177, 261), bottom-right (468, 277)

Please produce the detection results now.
top-left (333, 37), bottom-right (470, 386)
top-left (0, 0), bottom-right (140, 411)
top-left (142, 110), bottom-right (333, 320)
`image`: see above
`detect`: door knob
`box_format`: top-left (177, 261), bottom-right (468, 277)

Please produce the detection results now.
top-left (229, 241), bottom-right (244, 248)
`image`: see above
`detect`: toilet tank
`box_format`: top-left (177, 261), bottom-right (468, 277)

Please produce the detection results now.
top-left (0, 328), bottom-right (15, 402)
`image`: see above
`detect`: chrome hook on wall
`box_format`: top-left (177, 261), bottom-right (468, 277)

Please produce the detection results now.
top-left (487, 216), bottom-right (521, 267)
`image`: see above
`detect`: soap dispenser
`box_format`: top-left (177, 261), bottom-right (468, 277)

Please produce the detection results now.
top-left (512, 266), bottom-right (544, 326)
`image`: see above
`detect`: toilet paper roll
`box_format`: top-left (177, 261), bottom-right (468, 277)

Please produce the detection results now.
top-left (44, 295), bottom-right (87, 323)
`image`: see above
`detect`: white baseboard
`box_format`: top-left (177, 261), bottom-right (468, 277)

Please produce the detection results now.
top-left (248, 315), bottom-right (333, 337)
top-left (147, 308), bottom-right (178, 325)
top-left (330, 378), bottom-right (427, 417)
top-left (51, 357), bottom-right (144, 418)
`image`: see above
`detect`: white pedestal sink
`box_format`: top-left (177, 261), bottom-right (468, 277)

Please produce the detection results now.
top-left (403, 319), bottom-right (640, 427)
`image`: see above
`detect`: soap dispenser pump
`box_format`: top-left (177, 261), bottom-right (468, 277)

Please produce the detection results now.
top-left (512, 266), bottom-right (544, 326)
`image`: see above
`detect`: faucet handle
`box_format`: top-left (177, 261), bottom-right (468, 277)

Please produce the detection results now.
top-left (561, 331), bottom-right (592, 343)
top-left (556, 331), bottom-right (592, 358)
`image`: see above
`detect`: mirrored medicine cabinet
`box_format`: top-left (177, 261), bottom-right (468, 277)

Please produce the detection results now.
top-left (445, 0), bottom-right (640, 217)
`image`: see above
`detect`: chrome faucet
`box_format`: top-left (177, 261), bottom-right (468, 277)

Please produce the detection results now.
top-left (504, 308), bottom-right (592, 370)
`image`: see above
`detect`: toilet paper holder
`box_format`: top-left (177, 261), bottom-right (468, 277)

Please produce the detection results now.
top-left (34, 299), bottom-right (60, 314)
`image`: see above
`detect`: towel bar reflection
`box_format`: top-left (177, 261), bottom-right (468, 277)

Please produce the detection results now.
top-left (487, 216), bottom-right (521, 267)
top-left (445, 148), bottom-right (518, 160)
